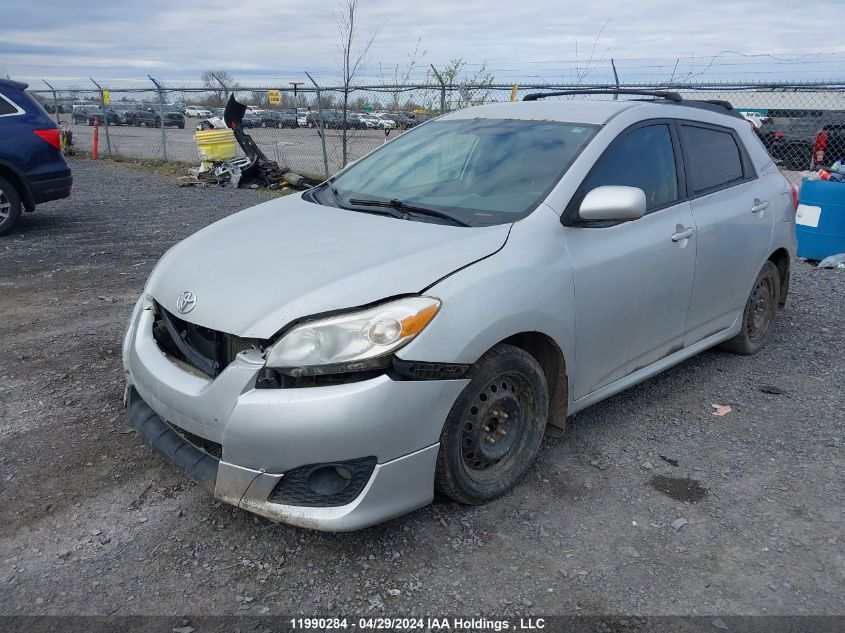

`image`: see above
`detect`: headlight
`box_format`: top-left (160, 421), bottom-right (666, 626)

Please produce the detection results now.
top-left (265, 296), bottom-right (441, 373)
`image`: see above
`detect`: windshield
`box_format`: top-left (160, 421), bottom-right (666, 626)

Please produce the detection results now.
top-left (318, 118), bottom-right (598, 226)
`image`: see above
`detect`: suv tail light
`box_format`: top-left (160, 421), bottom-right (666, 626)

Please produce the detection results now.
top-left (774, 131), bottom-right (784, 139)
top-left (813, 131), bottom-right (829, 165)
top-left (33, 128), bottom-right (61, 150)
top-left (791, 184), bottom-right (799, 212)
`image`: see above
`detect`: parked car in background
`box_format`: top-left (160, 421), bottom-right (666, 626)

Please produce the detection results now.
top-left (161, 111), bottom-right (186, 128)
top-left (241, 112), bottom-right (263, 128)
top-left (767, 109), bottom-right (845, 170)
top-left (82, 108), bottom-right (122, 126)
top-left (185, 106), bottom-right (212, 117)
top-left (71, 105), bottom-right (98, 124)
top-left (124, 93), bottom-right (795, 531)
top-left (296, 112), bottom-right (308, 127)
top-left (374, 113), bottom-right (397, 129)
top-left (344, 112), bottom-right (367, 130)
top-left (392, 112), bottom-right (419, 129)
top-left (740, 111), bottom-right (770, 130)
top-left (169, 103), bottom-right (187, 115)
top-left (261, 110), bottom-right (298, 128)
top-left (305, 110), bottom-right (343, 129)
top-left (124, 107), bottom-right (160, 127)
top-left (0, 78), bottom-right (72, 235)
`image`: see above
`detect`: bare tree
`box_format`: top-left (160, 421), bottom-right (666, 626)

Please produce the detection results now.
top-left (335, 0), bottom-right (381, 166)
top-left (379, 37), bottom-right (426, 112)
top-left (572, 19), bottom-right (612, 84)
top-left (201, 70), bottom-right (237, 106)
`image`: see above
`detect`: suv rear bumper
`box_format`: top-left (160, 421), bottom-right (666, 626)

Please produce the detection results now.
top-left (29, 173), bottom-right (72, 205)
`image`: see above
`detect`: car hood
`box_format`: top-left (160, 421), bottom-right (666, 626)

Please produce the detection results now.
top-left (145, 195), bottom-right (510, 339)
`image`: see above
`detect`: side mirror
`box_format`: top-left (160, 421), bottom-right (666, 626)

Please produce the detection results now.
top-left (578, 186), bottom-right (646, 222)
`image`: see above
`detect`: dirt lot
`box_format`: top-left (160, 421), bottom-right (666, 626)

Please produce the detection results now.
top-left (1, 159), bottom-right (843, 619)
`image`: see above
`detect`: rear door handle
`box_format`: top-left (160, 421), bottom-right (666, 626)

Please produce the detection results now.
top-left (751, 199), bottom-right (769, 213)
top-left (672, 227), bottom-right (695, 242)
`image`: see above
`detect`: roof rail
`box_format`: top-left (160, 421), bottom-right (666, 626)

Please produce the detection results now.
top-left (522, 89), bottom-right (682, 102)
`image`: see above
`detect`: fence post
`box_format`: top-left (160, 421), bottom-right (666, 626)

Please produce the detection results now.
top-left (211, 73), bottom-right (229, 104)
top-left (42, 80), bottom-right (60, 125)
top-left (149, 75), bottom-right (168, 161)
top-left (611, 59), bottom-right (620, 100)
top-left (89, 77), bottom-right (111, 157)
top-left (430, 64), bottom-right (446, 114)
top-left (304, 71), bottom-right (330, 180)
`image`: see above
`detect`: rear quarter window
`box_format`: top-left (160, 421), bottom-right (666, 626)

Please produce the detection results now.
top-left (0, 94), bottom-right (20, 116)
top-left (680, 124), bottom-right (747, 194)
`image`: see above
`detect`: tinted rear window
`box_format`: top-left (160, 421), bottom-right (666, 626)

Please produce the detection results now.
top-left (681, 125), bottom-right (745, 193)
top-left (0, 94), bottom-right (19, 115)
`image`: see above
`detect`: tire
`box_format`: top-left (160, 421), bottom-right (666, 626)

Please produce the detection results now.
top-left (0, 176), bottom-right (23, 237)
top-left (719, 261), bottom-right (781, 355)
top-left (154, 118), bottom-right (161, 128)
top-left (435, 344), bottom-right (549, 505)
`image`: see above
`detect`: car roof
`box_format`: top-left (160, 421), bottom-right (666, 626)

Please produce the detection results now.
top-left (442, 99), bottom-right (744, 126)
top-left (442, 100), bottom-right (639, 125)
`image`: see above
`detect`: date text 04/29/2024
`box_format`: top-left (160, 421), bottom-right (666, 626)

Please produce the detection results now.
top-left (289, 617), bottom-right (547, 630)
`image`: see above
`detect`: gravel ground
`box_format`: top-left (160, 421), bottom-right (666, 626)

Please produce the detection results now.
top-left (1, 159), bottom-right (843, 619)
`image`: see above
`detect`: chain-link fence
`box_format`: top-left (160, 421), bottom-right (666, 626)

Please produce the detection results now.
top-left (30, 77), bottom-right (845, 183)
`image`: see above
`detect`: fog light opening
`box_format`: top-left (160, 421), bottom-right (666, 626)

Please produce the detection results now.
top-left (307, 465), bottom-right (353, 496)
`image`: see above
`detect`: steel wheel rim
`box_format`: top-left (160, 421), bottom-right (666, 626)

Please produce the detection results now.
top-left (460, 372), bottom-right (530, 482)
top-left (748, 276), bottom-right (776, 341)
top-left (0, 189), bottom-right (10, 221)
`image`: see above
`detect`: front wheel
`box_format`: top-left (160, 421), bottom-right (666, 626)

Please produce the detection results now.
top-left (719, 261), bottom-right (781, 355)
top-left (0, 176), bottom-right (23, 237)
top-left (435, 344), bottom-right (549, 505)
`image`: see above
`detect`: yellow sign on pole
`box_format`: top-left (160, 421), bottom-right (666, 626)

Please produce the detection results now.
top-left (268, 90), bottom-right (281, 106)
top-left (509, 84), bottom-right (519, 102)
top-left (102, 90), bottom-right (110, 105)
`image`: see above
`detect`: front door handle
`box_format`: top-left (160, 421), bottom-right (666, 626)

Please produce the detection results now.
top-left (672, 227), bottom-right (695, 242)
top-left (751, 198), bottom-right (769, 213)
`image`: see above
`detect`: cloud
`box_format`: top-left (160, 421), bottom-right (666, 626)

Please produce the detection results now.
top-left (2, 0), bottom-right (843, 86)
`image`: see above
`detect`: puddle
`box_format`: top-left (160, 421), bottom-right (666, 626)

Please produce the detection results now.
top-left (649, 475), bottom-right (707, 503)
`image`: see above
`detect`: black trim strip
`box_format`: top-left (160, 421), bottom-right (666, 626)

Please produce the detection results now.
top-left (158, 308), bottom-right (219, 377)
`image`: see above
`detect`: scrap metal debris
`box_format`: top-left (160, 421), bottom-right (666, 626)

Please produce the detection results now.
top-left (188, 95), bottom-right (321, 191)
top-left (711, 404), bottom-right (732, 417)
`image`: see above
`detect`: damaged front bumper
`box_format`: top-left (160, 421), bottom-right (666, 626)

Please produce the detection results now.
top-left (122, 301), bottom-right (467, 531)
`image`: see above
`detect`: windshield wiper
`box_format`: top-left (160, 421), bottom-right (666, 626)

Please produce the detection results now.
top-left (348, 198), bottom-right (471, 227)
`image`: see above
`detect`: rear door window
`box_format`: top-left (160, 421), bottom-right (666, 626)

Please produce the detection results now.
top-left (680, 124), bottom-right (746, 194)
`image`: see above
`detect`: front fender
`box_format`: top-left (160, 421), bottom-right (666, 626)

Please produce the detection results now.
top-left (398, 204), bottom-right (574, 390)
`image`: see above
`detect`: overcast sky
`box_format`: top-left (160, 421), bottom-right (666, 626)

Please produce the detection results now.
top-left (2, 0), bottom-right (843, 87)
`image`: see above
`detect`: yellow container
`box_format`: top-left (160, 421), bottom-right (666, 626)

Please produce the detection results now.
top-left (195, 128), bottom-right (237, 171)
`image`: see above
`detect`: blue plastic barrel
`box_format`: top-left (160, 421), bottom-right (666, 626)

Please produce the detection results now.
top-left (796, 179), bottom-right (845, 260)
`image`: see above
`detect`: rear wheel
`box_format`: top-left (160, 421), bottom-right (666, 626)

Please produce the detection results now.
top-left (435, 344), bottom-right (549, 505)
top-left (719, 261), bottom-right (781, 355)
top-left (154, 118), bottom-right (161, 128)
top-left (0, 177), bottom-right (23, 237)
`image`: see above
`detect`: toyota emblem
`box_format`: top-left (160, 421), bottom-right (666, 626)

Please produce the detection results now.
top-left (175, 291), bottom-right (197, 314)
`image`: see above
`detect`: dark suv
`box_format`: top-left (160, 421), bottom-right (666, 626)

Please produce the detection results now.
top-left (125, 107), bottom-right (185, 128)
top-left (766, 109), bottom-right (845, 170)
top-left (0, 79), bottom-right (72, 235)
